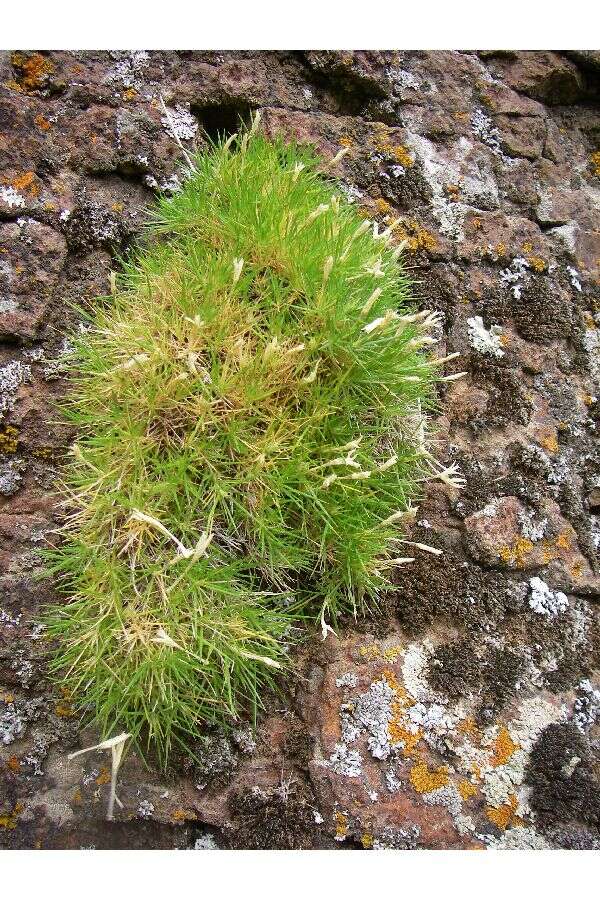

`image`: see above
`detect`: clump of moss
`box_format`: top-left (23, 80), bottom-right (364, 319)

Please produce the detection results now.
top-left (45, 118), bottom-right (449, 765)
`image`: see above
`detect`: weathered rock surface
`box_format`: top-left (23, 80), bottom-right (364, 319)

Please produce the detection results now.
top-left (0, 50), bottom-right (598, 850)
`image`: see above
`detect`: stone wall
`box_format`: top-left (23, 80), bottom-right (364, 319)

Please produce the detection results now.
top-left (0, 50), bottom-right (598, 849)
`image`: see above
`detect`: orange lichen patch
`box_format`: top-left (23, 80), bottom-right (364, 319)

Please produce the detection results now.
top-left (556, 531), bottom-right (571, 551)
top-left (495, 242), bottom-right (507, 257)
top-left (371, 123), bottom-right (393, 154)
top-left (0, 426), bottom-right (20, 454)
top-left (393, 145), bottom-right (413, 168)
top-left (472, 216), bottom-right (482, 230)
top-left (395, 219), bottom-right (437, 253)
top-left (375, 197), bottom-right (392, 218)
top-left (72, 788), bottom-right (83, 804)
top-left (591, 151), bottom-right (600, 178)
top-left (389, 718), bottom-right (422, 757)
top-left (540, 432), bottom-right (559, 454)
top-left (32, 447), bottom-right (53, 460)
top-left (522, 241), bottom-right (533, 254)
top-left (0, 802), bottom-right (23, 830)
top-left (6, 756), bottom-right (20, 773)
top-left (335, 811), bottom-right (349, 840)
top-left (527, 255), bottom-right (546, 272)
top-left (453, 111), bottom-right (469, 121)
top-left (0, 692), bottom-right (15, 704)
top-left (123, 88), bottom-right (137, 101)
top-left (171, 808), bottom-right (197, 822)
top-left (54, 702), bottom-right (74, 718)
top-left (491, 727), bottom-right (519, 767)
top-left (498, 536), bottom-right (533, 568)
top-left (458, 717), bottom-right (481, 740)
top-left (539, 538), bottom-right (559, 565)
top-left (95, 767), bottom-right (111, 786)
top-left (486, 804), bottom-right (512, 830)
top-left (339, 136), bottom-right (354, 148)
top-left (361, 832), bottom-right (374, 849)
top-left (486, 794), bottom-right (520, 831)
top-left (499, 333), bottom-right (510, 347)
top-left (381, 645), bottom-right (403, 663)
top-left (358, 643), bottom-right (381, 662)
top-left (409, 762), bottom-right (449, 794)
top-left (10, 52), bottom-right (55, 92)
top-left (445, 183), bottom-right (460, 201)
top-left (111, 202), bottom-right (124, 213)
top-left (382, 668), bottom-right (404, 696)
top-left (571, 561), bottom-right (583, 578)
top-left (11, 171), bottom-right (39, 197)
top-left (458, 780), bottom-right (477, 801)
top-left (582, 311), bottom-right (596, 329)
top-left (370, 125), bottom-right (413, 169)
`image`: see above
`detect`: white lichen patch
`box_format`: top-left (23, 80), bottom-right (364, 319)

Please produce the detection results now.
top-left (336, 672), bottom-right (359, 689)
top-left (0, 460), bottom-right (22, 497)
top-left (481, 747), bottom-right (529, 809)
top-left (326, 742), bottom-right (364, 777)
top-left (467, 316), bottom-right (505, 358)
top-left (352, 677), bottom-right (397, 760)
top-left (518, 509), bottom-right (548, 543)
top-left (511, 697), bottom-right (567, 752)
top-left (407, 700), bottom-right (460, 753)
top-left (528, 577), bottom-right (569, 618)
top-left (0, 608), bottom-right (22, 626)
top-left (161, 105), bottom-right (198, 142)
top-left (401, 640), bottom-right (434, 703)
top-left (385, 67), bottom-right (421, 93)
top-left (137, 799), bottom-right (155, 818)
top-left (487, 825), bottom-right (550, 850)
top-left (0, 297), bottom-right (18, 314)
top-left (500, 256), bottom-right (530, 300)
top-left (470, 108), bottom-right (515, 167)
top-left (582, 325), bottom-right (599, 380)
top-left (566, 265), bottom-right (582, 292)
top-left (0, 702), bottom-right (26, 745)
top-left (192, 832), bottom-right (220, 850)
top-left (107, 50), bottom-right (150, 89)
top-left (0, 359), bottom-right (32, 416)
top-left (403, 132), bottom-right (496, 241)
top-left (572, 679), bottom-right (600, 733)
top-left (423, 784), bottom-right (476, 835)
top-left (42, 337), bottom-right (75, 381)
top-left (0, 186), bottom-right (26, 209)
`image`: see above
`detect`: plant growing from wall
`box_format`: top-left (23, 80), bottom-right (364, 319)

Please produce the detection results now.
top-left (45, 115), bottom-right (461, 769)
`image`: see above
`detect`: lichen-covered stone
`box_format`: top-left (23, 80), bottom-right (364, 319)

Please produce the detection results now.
top-left (0, 49), bottom-right (598, 850)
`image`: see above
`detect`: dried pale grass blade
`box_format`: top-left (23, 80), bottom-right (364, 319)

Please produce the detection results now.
top-left (68, 732), bottom-right (131, 821)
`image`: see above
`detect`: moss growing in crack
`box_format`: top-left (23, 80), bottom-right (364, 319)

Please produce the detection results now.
top-left (44, 120), bottom-right (447, 765)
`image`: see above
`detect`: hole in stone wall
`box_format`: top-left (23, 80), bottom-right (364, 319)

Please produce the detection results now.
top-left (193, 99), bottom-right (255, 142)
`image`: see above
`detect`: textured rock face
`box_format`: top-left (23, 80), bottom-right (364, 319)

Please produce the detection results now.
top-left (0, 49), bottom-right (599, 850)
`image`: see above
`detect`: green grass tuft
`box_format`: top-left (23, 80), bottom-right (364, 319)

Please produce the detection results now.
top-left (44, 121), bottom-right (448, 766)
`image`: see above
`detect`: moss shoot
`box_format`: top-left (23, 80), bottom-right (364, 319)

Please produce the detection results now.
top-left (45, 120), bottom-right (450, 765)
